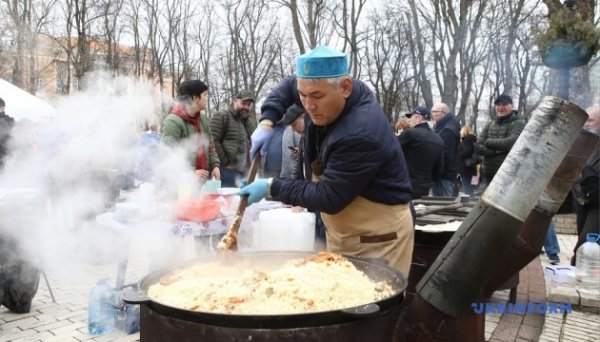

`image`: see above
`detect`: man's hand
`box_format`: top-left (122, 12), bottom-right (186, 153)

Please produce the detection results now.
top-left (211, 167), bottom-right (221, 180)
top-left (195, 169), bottom-right (209, 181)
top-left (238, 179), bottom-right (268, 205)
top-left (250, 120), bottom-right (274, 159)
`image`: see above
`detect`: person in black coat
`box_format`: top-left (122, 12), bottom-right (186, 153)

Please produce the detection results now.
top-left (458, 126), bottom-right (479, 196)
top-left (398, 106), bottom-right (444, 199)
top-left (571, 105), bottom-right (600, 266)
top-left (0, 97), bottom-right (15, 169)
top-left (431, 102), bottom-right (461, 197)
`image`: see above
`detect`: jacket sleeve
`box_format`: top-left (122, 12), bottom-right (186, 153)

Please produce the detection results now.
top-left (474, 123), bottom-right (495, 157)
top-left (433, 151), bottom-right (444, 179)
top-left (485, 119), bottom-right (526, 152)
top-left (202, 116), bottom-right (220, 169)
top-left (160, 115), bottom-right (182, 147)
top-left (398, 130), bottom-right (411, 147)
top-left (272, 135), bottom-right (382, 214)
top-left (438, 128), bottom-right (458, 157)
top-left (210, 112), bottom-right (230, 166)
top-left (459, 138), bottom-right (474, 160)
top-left (260, 76), bottom-right (303, 123)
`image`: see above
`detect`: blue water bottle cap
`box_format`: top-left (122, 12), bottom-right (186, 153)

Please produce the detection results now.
top-left (586, 233), bottom-right (600, 242)
top-left (97, 278), bottom-right (109, 284)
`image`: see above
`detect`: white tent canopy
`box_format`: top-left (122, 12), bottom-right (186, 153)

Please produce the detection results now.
top-left (0, 79), bottom-right (56, 122)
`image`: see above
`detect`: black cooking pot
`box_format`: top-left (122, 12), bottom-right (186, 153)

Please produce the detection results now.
top-left (123, 251), bottom-right (407, 341)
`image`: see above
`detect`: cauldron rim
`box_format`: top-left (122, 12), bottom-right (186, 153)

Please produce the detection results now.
top-left (128, 251), bottom-right (407, 329)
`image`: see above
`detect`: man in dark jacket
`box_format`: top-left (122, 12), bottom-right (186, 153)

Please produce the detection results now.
top-left (431, 102), bottom-right (461, 197)
top-left (571, 104), bottom-right (600, 265)
top-left (0, 97), bottom-right (15, 169)
top-left (210, 90), bottom-right (256, 187)
top-left (399, 106), bottom-right (444, 199)
top-left (241, 45), bottom-right (414, 276)
top-left (474, 95), bottom-right (526, 185)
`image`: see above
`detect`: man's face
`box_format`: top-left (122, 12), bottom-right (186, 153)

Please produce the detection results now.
top-left (406, 113), bottom-right (422, 127)
top-left (233, 99), bottom-right (254, 116)
top-left (495, 102), bottom-right (513, 117)
top-left (291, 113), bottom-right (305, 135)
top-left (430, 105), bottom-right (446, 122)
top-left (297, 77), bottom-right (352, 126)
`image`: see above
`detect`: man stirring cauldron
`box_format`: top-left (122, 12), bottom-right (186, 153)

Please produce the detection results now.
top-left (240, 45), bottom-right (414, 276)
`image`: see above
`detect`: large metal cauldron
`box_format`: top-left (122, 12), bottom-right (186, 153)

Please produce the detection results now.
top-left (124, 251), bottom-right (407, 342)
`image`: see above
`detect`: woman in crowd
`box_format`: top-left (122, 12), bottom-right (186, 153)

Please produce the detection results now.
top-left (458, 126), bottom-right (479, 196)
top-left (161, 80), bottom-right (221, 184)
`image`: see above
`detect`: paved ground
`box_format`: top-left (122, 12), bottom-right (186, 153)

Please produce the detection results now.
top-left (1, 231), bottom-right (598, 341)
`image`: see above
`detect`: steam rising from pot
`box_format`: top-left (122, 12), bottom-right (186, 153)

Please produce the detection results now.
top-left (0, 72), bottom-right (200, 278)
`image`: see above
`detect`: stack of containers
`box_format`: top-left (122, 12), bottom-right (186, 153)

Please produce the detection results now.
top-left (253, 208), bottom-right (316, 251)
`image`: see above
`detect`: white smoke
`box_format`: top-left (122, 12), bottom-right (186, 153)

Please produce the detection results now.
top-left (0, 72), bottom-right (205, 279)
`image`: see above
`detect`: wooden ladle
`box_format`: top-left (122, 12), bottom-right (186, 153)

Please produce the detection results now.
top-left (216, 153), bottom-right (261, 252)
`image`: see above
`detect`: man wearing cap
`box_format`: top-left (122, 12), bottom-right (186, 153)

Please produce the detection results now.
top-left (240, 45), bottom-right (414, 276)
top-left (399, 106), bottom-right (444, 199)
top-left (280, 105), bottom-right (304, 179)
top-left (210, 90), bottom-right (256, 187)
top-left (475, 94), bottom-right (526, 185)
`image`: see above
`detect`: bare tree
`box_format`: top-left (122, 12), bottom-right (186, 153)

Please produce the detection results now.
top-left (163, 0), bottom-right (200, 85)
top-left (334, 0), bottom-right (368, 77)
top-left (97, 0), bottom-right (125, 73)
top-left (541, 0), bottom-right (596, 107)
top-left (193, 1), bottom-right (218, 112)
top-left (362, 5), bottom-right (414, 122)
top-left (1, 0), bottom-right (55, 91)
top-left (144, 0), bottom-right (169, 90)
top-left (273, 0), bottom-right (332, 53)
top-left (501, 0), bottom-right (528, 96)
top-left (218, 0), bottom-right (284, 105)
top-left (71, 0), bottom-right (94, 86)
top-left (124, 0), bottom-right (149, 77)
top-left (422, 0), bottom-right (487, 112)
top-left (405, 0), bottom-right (433, 108)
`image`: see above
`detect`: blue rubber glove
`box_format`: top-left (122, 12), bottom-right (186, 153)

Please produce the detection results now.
top-left (250, 124), bottom-right (274, 159)
top-left (238, 179), bottom-right (268, 205)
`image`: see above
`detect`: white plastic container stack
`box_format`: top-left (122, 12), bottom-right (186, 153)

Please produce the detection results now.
top-left (253, 208), bottom-right (316, 251)
top-left (576, 233), bottom-right (600, 295)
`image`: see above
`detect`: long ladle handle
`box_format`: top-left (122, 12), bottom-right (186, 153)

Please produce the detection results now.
top-left (235, 153), bottom-right (261, 217)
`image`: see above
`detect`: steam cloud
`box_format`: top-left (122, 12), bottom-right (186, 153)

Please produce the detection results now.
top-left (0, 72), bottom-right (203, 279)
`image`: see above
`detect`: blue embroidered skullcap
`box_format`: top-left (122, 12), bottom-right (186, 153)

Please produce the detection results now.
top-left (296, 45), bottom-right (349, 78)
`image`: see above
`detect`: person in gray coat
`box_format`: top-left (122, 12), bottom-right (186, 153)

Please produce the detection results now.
top-left (431, 102), bottom-right (461, 197)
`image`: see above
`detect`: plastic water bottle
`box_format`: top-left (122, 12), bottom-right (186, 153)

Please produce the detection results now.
top-left (88, 278), bottom-right (116, 335)
top-left (576, 233), bottom-right (600, 295)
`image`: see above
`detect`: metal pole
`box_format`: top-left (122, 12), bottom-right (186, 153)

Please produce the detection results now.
top-left (42, 271), bottom-right (56, 303)
top-left (559, 0), bottom-right (576, 100)
top-left (560, 68), bottom-right (570, 100)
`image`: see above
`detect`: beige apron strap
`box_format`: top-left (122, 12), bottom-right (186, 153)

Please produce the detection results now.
top-left (321, 196), bottom-right (414, 277)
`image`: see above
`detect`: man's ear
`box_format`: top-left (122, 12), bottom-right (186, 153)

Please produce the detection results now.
top-left (341, 77), bottom-right (353, 99)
